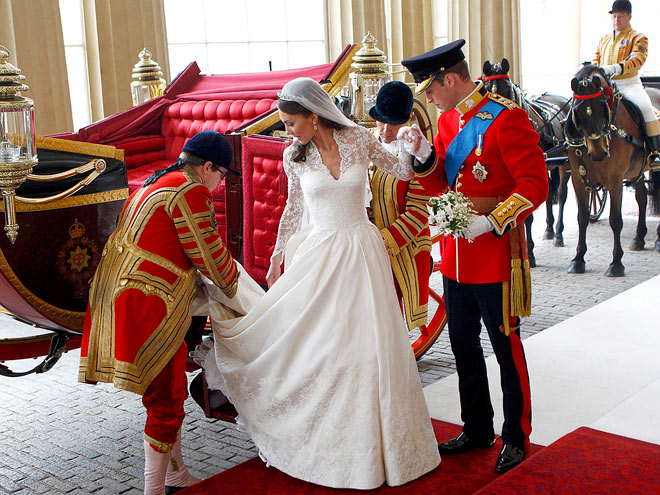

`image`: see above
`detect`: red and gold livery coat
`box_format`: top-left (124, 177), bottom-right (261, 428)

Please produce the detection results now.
top-left (79, 166), bottom-right (238, 395)
top-left (414, 83), bottom-right (548, 286)
top-left (593, 25), bottom-right (648, 80)
top-left (370, 157), bottom-right (432, 329)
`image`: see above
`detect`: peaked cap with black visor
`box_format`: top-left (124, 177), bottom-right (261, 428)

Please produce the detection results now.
top-left (401, 39), bottom-right (466, 94)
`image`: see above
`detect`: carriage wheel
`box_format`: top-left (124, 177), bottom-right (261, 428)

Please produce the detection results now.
top-left (588, 186), bottom-right (608, 222)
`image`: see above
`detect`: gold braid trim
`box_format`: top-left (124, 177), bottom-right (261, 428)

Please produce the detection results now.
top-left (488, 193), bottom-right (533, 236)
top-left (144, 432), bottom-right (174, 454)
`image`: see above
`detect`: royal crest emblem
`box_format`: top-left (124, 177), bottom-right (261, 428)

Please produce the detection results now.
top-left (475, 111), bottom-right (493, 121)
top-left (472, 161), bottom-right (488, 183)
top-left (57, 218), bottom-right (101, 299)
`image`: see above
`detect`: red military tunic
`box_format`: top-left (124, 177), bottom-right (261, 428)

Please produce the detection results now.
top-left (370, 159), bottom-right (432, 329)
top-left (79, 166), bottom-right (238, 396)
top-left (415, 83), bottom-right (548, 286)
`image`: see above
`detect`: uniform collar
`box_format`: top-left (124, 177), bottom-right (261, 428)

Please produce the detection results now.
top-left (613, 24), bottom-right (632, 39)
top-left (455, 82), bottom-right (487, 115)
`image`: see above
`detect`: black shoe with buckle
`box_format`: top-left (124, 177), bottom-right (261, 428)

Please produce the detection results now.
top-left (438, 432), bottom-right (495, 455)
top-left (495, 443), bottom-right (525, 473)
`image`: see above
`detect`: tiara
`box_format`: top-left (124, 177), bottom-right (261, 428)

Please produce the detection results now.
top-left (277, 91), bottom-right (299, 103)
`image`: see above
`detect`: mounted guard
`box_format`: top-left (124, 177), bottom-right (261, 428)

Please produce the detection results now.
top-left (594, 0), bottom-right (660, 170)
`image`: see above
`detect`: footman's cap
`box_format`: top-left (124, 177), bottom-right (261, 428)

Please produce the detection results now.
top-left (401, 39), bottom-right (466, 94)
top-left (609, 0), bottom-right (631, 14)
top-left (369, 81), bottom-right (414, 125)
top-left (183, 130), bottom-right (239, 176)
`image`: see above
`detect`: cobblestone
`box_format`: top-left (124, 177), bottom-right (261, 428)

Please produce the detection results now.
top-left (1, 188), bottom-right (658, 493)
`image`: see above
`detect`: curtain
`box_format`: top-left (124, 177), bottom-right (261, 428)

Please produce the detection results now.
top-left (326, 0), bottom-right (387, 61)
top-left (82, 0), bottom-right (170, 121)
top-left (0, 0), bottom-right (73, 135)
top-left (449, 0), bottom-right (521, 84)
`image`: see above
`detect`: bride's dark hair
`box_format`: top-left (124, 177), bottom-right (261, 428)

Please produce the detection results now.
top-left (277, 99), bottom-right (345, 162)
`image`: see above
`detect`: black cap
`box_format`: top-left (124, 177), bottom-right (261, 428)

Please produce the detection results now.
top-left (368, 81), bottom-right (414, 125)
top-left (401, 39), bottom-right (466, 94)
top-left (609, 0), bottom-right (631, 14)
top-left (182, 130), bottom-right (239, 176)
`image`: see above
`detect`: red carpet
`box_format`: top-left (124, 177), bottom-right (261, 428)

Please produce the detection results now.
top-left (475, 427), bottom-right (660, 494)
top-left (179, 420), bottom-right (543, 494)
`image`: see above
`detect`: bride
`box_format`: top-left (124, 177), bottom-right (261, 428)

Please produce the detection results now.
top-left (194, 77), bottom-right (440, 490)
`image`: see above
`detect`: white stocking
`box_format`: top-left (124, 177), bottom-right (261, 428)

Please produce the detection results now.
top-left (165, 430), bottom-right (203, 488)
top-left (144, 440), bottom-right (169, 495)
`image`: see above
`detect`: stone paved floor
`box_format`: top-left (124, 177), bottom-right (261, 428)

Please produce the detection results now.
top-left (1, 187), bottom-right (659, 494)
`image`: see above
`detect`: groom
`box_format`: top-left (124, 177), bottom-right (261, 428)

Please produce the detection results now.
top-left (399, 40), bottom-right (548, 473)
top-left (368, 81), bottom-right (433, 333)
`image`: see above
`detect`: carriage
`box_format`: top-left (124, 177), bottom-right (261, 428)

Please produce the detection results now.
top-left (0, 43), bottom-right (446, 380)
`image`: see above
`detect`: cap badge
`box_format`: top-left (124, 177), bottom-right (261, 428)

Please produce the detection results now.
top-left (472, 161), bottom-right (488, 183)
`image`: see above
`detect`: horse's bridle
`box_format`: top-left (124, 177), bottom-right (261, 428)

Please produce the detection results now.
top-left (483, 74), bottom-right (523, 106)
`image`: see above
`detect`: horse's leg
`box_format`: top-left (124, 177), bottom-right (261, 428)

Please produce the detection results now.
top-left (554, 168), bottom-right (570, 247)
top-left (544, 168), bottom-right (558, 240)
top-left (568, 173), bottom-right (589, 274)
top-left (525, 215), bottom-right (536, 267)
top-left (629, 179), bottom-right (647, 251)
top-left (656, 220), bottom-right (660, 253)
top-left (543, 194), bottom-right (555, 240)
top-left (605, 184), bottom-right (625, 277)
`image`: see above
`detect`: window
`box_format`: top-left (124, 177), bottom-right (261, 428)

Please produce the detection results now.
top-left (164, 0), bottom-right (326, 78)
top-left (58, 0), bottom-right (92, 130)
top-left (432, 0), bottom-right (449, 48)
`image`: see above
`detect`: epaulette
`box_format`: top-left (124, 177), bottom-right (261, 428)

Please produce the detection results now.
top-left (488, 92), bottom-right (519, 110)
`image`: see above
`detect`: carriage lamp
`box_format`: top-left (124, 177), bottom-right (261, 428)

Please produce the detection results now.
top-left (347, 32), bottom-right (391, 127)
top-left (0, 46), bottom-right (37, 244)
top-left (130, 48), bottom-right (167, 106)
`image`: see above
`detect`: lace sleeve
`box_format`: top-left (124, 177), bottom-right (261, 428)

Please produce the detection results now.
top-left (359, 127), bottom-right (414, 181)
top-left (271, 148), bottom-right (304, 261)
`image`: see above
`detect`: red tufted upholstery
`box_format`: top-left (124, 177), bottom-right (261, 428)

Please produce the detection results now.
top-left (241, 135), bottom-right (291, 285)
top-left (111, 98), bottom-right (278, 244)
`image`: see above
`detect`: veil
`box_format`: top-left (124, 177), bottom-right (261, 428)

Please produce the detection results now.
top-left (278, 77), bottom-right (357, 128)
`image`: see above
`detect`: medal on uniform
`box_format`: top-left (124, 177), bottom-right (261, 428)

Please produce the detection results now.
top-left (475, 134), bottom-right (483, 156)
top-left (472, 161), bottom-right (488, 182)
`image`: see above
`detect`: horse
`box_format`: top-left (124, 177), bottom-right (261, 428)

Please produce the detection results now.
top-left (482, 59), bottom-right (572, 267)
top-left (565, 64), bottom-right (660, 277)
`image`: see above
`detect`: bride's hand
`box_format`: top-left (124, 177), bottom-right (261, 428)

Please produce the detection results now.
top-left (266, 253), bottom-right (283, 288)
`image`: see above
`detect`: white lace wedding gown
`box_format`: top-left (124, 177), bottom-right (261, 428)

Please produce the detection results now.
top-left (195, 125), bottom-right (441, 490)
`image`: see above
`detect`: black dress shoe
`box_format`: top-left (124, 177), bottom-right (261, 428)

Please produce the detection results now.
top-left (438, 432), bottom-right (494, 454)
top-left (165, 486), bottom-right (185, 495)
top-left (495, 444), bottom-right (525, 473)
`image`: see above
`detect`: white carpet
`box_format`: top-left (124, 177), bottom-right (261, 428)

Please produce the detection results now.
top-left (423, 274), bottom-right (660, 446)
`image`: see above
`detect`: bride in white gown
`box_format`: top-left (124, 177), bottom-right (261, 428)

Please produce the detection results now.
top-left (194, 77), bottom-right (440, 490)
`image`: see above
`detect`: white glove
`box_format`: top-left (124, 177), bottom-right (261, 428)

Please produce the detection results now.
top-left (461, 214), bottom-right (494, 241)
top-left (397, 124), bottom-right (432, 163)
top-left (601, 64), bottom-right (622, 77)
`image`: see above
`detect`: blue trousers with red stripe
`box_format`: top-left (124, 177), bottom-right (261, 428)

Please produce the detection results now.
top-left (443, 276), bottom-right (532, 450)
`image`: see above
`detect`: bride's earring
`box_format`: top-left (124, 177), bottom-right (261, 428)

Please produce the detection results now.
top-left (313, 121), bottom-right (318, 131)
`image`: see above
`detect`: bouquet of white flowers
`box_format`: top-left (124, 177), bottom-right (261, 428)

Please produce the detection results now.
top-left (428, 191), bottom-right (475, 239)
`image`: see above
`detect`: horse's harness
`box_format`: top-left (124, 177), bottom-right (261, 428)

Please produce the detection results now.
top-left (483, 73), bottom-right (568, 156)
top-left (566, 77), bottom-right (646, 189)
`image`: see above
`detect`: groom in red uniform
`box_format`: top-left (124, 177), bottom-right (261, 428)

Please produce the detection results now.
top-left (400, 40), bottom-right (548, 473)
top-left (79, 130), bottom-right (240, 494)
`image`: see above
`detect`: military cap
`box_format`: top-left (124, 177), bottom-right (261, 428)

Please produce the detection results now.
top-left (369, 81), bottom-right (414, 125)
top-left (609, 0), bottom-right (631, 14)
top-left (401, 39), bottom-right (466, 94)
top-left (183, 130), bottom-right (239, 176)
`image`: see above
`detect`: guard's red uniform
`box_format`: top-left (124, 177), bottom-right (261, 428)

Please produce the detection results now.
top-left (79, 166), bottom-right (238, 451)
top-left (370, 166), bottom-right (432, 329)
